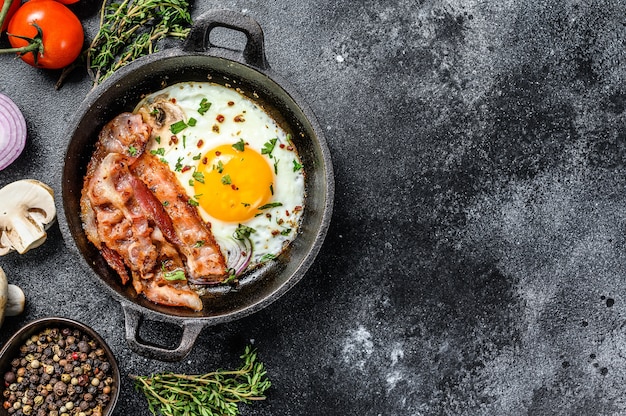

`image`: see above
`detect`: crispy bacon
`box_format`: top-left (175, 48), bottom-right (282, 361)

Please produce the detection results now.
top-left (101, 245), bottom-right (130, 285)
top-left (132, 153), bottom-right (227, 284)
top-left (80, 112), bottom-right (215, 311)
top-left (85, 152), bottom-right (158, 279)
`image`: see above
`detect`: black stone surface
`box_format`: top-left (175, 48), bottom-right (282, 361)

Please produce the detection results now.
top-left (2, 0), bottom-right (626, 415)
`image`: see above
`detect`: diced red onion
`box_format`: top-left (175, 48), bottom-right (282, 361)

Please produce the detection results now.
top-left (0, 93), bottom-right (26, 171)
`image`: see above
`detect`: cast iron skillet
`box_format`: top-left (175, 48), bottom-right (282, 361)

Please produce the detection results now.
top-left (59, 9), bottom-right (334, 362)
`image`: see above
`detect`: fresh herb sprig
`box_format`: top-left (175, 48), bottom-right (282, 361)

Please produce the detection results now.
top-left (132, 346), bottom-right (271, 416)
top-left (88, 0), bottom-right (192, 85)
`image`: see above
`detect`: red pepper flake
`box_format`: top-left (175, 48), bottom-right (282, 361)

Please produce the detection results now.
top-left (234, 114), bottom-right (245, 122)
top-left (170, 135), bottom-right (179, 144)
top-left (228, 101), bottom-right (235, 106)
top-left (216, 114), bottom-right (225, 123)
top-left (181, 165), bottom-right (191, 173)
top-left (231, 184), bottom-right (239, 190)
top-left (272, 230), bottom-right (280, 236)
top-left (212, 124), bottom-right (220, 133)
top-left (171, 98), bottom-right (177, 104)
top-left (215, 150), bottom-right (221, 156)
top-left (294, 205), bottom-right (303, 212)
top-left (285, 210), bottom-right (290, 216)
top-left (197, 139), bottom-right (204, 148)
top-left (279, 143), bottom-right (285, 149)
top-left (202, 157), bottom-right (208, 164)
top-left (287, 145), bottom-right (294, 151)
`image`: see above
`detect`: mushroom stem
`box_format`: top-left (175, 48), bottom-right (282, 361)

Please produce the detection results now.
top-left (0, 266), bottom-right (25, 327)
top-left (5, 284), bottom-right (25, 316)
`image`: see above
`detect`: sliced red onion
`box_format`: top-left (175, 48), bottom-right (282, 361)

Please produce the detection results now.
top-left (0, 94), bottom-right (26, 171)
top-left (217, 235), bottom-right (253, 277)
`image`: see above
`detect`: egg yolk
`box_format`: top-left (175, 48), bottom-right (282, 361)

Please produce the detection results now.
top-left (195, 143), bottom-right (273, 222)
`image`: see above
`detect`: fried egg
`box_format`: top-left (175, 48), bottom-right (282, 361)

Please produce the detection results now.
top-left (135, 82), bottom-right (305, 275)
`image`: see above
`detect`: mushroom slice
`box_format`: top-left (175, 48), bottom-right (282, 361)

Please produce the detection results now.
top-left (135, 95), bottom-right (186, 140)
top-left (0, 179), bottom-right (56, 255)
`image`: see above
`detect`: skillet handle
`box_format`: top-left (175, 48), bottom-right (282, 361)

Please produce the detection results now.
top-left (184, 9), bottom-right (269, 70)
top-left (121, 302), bottom-right (205, 362)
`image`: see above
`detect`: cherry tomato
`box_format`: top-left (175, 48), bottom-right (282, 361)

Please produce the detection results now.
top-left (0, 0), bottom-right (20, 32)
top-left (7, 0), bottom-right (83, 69)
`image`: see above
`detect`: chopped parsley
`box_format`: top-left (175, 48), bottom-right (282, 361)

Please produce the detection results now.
top-left (221, 174), bottom-right (232, 185)
top-left (164, 269), bottom-right (186, 281)
top-left (198, 98), bottom-right (212, 115)
top-left (261, 138), bottom-right (277, 156)
top-left (260, 253), bottom-right (276, 262)
top-left (192, 171), bottom-right (205, 184)
top-left (273, 158), bottom-right (279, 175)
top-left (269, 184), bottom-right (274, 195)
top-left (155, 136), bottom-right (161, 144)
top-left (232, 139), bottom-right (246, 152)
top-left (170, 120), bottom-right (188, 134)
top-left (194, 240), bottom-right (205, 248)
top-left (281, 228), bottom-right (292, 236)
top-left (193, 153), bottom-right (202, 160)
top-left (188, 117), bottom-right (197, 127)
top-left (258, 202), bottom-right (283, 210)
top-left (162, 201), bottom-right (170, 207)
top-left (234, 224), bottom-right (256, 239)
top-left (174, 157), bottom-right (184, 172)
top-left (150, 147), bottom-right (165, 156)
top-left (128, 145), bottom-right (138, 156)
top-left (215, 160), bottom-right (224, 173)
top-left (188, 198), bottom-right (199, 207)
top-left (293, 159), bottom-right (303, 172)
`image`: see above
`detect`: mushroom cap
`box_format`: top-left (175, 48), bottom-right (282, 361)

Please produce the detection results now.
top-left (0, 179), bottom-right (56, 255)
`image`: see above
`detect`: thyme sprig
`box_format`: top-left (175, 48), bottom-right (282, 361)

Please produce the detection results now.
top-left (132, 346), bottom-right (271, 416)
top-left (88, 0), bottom-right (192, 85)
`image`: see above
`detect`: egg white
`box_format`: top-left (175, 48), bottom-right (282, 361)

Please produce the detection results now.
top-left (135, 82), bottom-right (305, 273)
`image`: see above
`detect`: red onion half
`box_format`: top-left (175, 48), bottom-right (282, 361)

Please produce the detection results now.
top-left (0, 93), bottom-right (26, 170)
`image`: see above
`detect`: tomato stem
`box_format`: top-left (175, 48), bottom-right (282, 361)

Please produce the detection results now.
top-left (0, 42), bottom-right (40, 55)
top-left (0, 23), bottom-right (44, 65)
top-left (0, 0), bottom-right (15, 31)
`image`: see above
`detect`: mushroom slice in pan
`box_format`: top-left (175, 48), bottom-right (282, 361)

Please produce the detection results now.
top-left (135, 95), bottom-right (186, 141)
top-left (0, 179), bottom-right (56, 255)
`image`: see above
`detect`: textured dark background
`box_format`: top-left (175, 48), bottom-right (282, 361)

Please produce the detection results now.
top-left (2, 0), bottom-right (626, 414)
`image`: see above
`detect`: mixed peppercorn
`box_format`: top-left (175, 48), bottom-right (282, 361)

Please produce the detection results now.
top-left (1, 326), bottom-right (115, 416)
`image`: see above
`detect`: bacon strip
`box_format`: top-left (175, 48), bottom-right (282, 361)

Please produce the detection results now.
top-left (101, 245), bottom-right (130, 285)
top-left (132, 153), bottom-right (227, 284)
top-left (80, 113), bottom-right (208, 311)
top-left (86, 153), bottom-right (158, 279)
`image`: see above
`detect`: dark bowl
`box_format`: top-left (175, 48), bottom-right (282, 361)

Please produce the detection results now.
top-left (58, 10), bottom-right (334, 361)
top-left (0, 317), bottom-right (120, 416)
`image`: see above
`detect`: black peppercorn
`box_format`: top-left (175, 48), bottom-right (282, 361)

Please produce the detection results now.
top-left (1, 327), bottom-right (114, 415)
